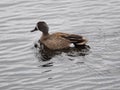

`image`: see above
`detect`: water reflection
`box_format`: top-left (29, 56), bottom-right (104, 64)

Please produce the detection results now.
top-left (34, 41), bottom-right (90, 67)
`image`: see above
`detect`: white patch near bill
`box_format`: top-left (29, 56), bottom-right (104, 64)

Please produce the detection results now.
top-left (69, 43), bottom-right (75, 47)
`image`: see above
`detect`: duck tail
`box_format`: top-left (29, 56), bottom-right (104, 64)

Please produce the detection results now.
top-left (73, 37), bottom-right (88, 46)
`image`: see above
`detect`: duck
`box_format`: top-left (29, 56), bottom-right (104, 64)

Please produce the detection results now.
top-left (31, 21), bottom-right (88, 50)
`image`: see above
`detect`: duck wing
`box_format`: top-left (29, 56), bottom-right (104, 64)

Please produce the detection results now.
top-left (61, 34), bottom-right (88, 45)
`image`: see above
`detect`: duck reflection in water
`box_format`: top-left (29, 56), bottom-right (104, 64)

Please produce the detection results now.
top-left (34, 41), bottom-right (90, 61)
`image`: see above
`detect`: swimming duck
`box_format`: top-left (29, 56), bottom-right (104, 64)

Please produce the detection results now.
top-left (31, 21), bottom-right (88, 50)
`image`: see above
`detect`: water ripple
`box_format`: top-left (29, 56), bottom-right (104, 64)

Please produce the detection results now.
top-left (0, 0), bottom-right (120, 90)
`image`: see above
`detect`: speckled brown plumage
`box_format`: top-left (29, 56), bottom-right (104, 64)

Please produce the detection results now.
top-left (31, 21), bottom-right (88, 50)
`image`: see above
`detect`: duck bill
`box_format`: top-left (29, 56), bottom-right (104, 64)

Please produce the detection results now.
top-left (31, 27), bottom-right (38, 32)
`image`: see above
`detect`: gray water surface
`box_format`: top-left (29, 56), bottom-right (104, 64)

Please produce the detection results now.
top-left (0, 0), bottom-right (120, 90)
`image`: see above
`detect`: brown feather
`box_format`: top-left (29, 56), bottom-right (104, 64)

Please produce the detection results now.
top-left (60, 33), bottom-right (87, 45)
top-left (40, 32), bottom-right (88, 50)
top-left (32, 21), bottom-right (88, 50)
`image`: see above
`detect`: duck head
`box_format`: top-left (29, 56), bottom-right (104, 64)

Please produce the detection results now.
top-left (31, 21), bottom-right (49, 34)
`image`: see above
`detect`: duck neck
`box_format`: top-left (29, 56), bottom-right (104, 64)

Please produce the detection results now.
top-left (41, 32), bottom-right (49, 41)
top-left (42, 31), bottom-right (49, 36)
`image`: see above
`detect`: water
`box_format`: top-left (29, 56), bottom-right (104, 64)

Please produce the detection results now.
top-left (0, 0), bottom-right (120, 90)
